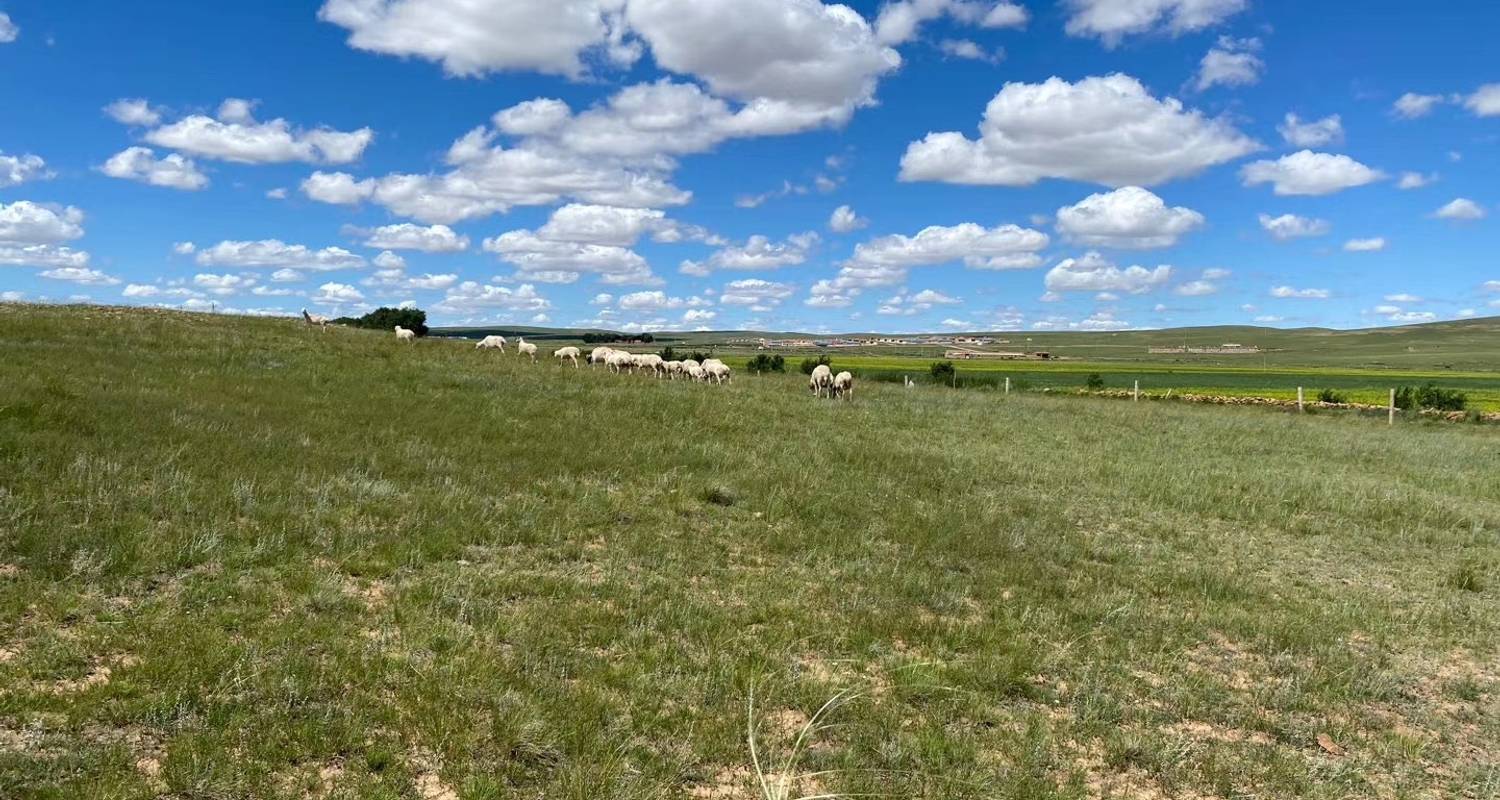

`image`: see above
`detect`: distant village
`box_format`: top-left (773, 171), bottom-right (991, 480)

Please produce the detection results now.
top-left (1147, 343), bottom-right (1263, 354)
top-left (729, 335), bottom-right (1058, 360)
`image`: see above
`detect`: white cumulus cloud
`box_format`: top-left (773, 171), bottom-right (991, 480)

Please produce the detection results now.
top-left (1044, 251), bottom-right (1172, 294)
top-left (1240, 150), bottom-right (1383, 196)
top-left (1063, 0), bottom-right (1247, 46)
top-left (1055, 186), bottom-right (1204, 249)
top-left (1257, 213), bottom-right (1330, 241)
top-left (99, 147), bottom-right (209, 191)
top-left (355, 223), bottom-right (470, 252)
top-left (1433, 197), bottom-right (1486, 221)
top-left (829, 204), bottom-right (869, 234)
top-left (196, 240), bottom-right (368, 271)
top-left (140, 100), bottom-right (373, 165)
top-left (900, 74), bottom-right (1259, 188)
top-left (0, 152), bottom-right (50, 188)
top-left (1277, 113), bottom-right (1343, 147)
top-left (1195, 36), bottom-right (1262, 91)
top-left (1343, 237), bottom-right (1386, 252)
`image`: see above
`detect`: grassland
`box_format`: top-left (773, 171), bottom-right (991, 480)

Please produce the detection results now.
top-left (2, 304), bottom-right (1498, 799)
top-left (440, 316), bottom-right (1500, 411)
top-left (709, 356), bottom-right (1500, 412)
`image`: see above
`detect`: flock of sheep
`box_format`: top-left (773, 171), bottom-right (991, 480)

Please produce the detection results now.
top-left (808, 363), bottom-right (856, 400)
top-left (379, 325), bottom-right (857, 398)
top-left (470, 335), bottom-right (735, 384)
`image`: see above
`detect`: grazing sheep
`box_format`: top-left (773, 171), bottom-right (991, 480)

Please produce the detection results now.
top-left (702, 359), bottom-right (731, 384)
top-left (680, 358), bottom-right (699, 372)
top-left (832, 371), bottom-right (855, 400)
top-left (684, 363), bottom-right (707, 382)
top-left (635, 353), bottom-right (666, 378)
top-left (394, 325), bottom-right (415, 342)
top-left (301, 308), bottom-right (331, 330)
top-left (587, 346), bottom-right (616, 366)
top-left (475, 335), bottom-right (507, 352)
top-left (553, 346), bottom-right (581, 368)
top-left (516, 337), bottom-right (538, 362)
top-left (808, 364), bottom-right (833, 398)
top-left (665, 360), bottom-right (684, 379)
top-left (605, 349), bottom-right (635, 373)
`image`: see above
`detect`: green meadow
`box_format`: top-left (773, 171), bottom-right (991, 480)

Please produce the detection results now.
top-left (2, 304), bottom-right (1497, 799)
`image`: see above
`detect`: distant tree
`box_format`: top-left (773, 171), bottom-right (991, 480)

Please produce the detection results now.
top-left (747, 354), bottom-right (785, 373)
top-left (1316, 388), bottom-right (1346, 404)
top-left (1084, 373), bottom-right (1105, 390)
top-left (1394, 383), bottom-right (1466, 411)
top-left (930, 360), bottom-right (956, 384)
top-left (687, 350), bottom-right (713, 363)
top-left (800, 355), bottom-right (832, 375)
top-left (658, 346), bottom-right (677, 362)
top-left (339, 306), bottom-right (428, 336)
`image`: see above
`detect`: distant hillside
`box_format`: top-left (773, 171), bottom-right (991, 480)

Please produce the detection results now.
top-left (433, 316), bottom-right (1500, 370)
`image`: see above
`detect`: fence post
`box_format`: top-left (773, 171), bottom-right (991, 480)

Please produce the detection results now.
top-left (1133, 380), bottom-right (1140, 402)
top-left (1005, 376), bottom-right (1010, 395)
top-left (1297, 386), bottom-right (1304, 412)
top-left (1388, 388), bottom-right (1396, 426)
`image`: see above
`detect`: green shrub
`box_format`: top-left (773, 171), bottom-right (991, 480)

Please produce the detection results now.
top-left (746, 354), bottom-right (785, 373)
top-left (1316, 388), bottom-right (1347, 404)
top-left (800, 355), bottom-right (832, 375)
top-left (1084, 373), bottom-right (1105, 391)
top-left (1394, 383), bottom-right (1467, 411)
top-left (930, 361), bottom-right (956, 384)
top-left (334, 306), bottom-right (428, 336)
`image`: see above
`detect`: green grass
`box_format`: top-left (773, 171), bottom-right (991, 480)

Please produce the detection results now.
top-left (714, 356), bottom-right (1500, 411)
top-left (3, 304), bottom-right (1498, 799)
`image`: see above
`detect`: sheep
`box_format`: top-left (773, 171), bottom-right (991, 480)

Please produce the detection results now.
top-left (684, 363), bottom-right (707, 382)
top-left (808, 364), bottom-right (833, 398)
top-left (664, 360), bottom-right (684, 379)
top-left (680, 358), bottom-right (699, 372)
top-left (635, 353), bottom-right (666, 378)
top-left (301, 308), bottom-right (331, 330)
top-left (516, 336), bottom-right (538, 362)
top-left (553, 346), bottom-right (581, 368)
top-left (587, 346), bottom-right (616, 366)
top-left (702, 359), bottom-right (731, 384)
top-left (605, 349), bottom-right (635, 373)
top-left (394, 325), bottom-right (415, 342)
top-left (475, 335), bottom-right (507, 352)
top-left (832, 371), bottom-right (855, 401)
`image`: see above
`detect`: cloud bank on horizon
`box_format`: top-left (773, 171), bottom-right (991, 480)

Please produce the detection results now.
top-left (0, 0), bottom-right (1496, 332)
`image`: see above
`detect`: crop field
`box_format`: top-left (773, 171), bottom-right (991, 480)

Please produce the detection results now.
top-left (710, 355), bottom-right (1500, 411)
top-left (2, 304), bottom-right (1498, 799)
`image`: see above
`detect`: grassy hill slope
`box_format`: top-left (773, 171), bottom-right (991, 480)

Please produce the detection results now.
top-left (436, 315), bottom-right (1500, 370)
top-left (2, 305), bottom-right (1496, 799)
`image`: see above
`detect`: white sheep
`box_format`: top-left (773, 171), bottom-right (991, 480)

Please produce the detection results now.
top-left (475, 335), bottom-right (507, 352)
top-left (587, 346), bottom-right (616, 366)
top-left (605, 349), bottom-right (635, 373)
top-left (702, 359), bottom-right (731, 384)
top-left (516, 337), bottom-right (538, 362)
top-left (665, 360), bottom-right (684, 379)
top-left (635, 353), bottom-right (666, 378)
top-left (301, 308), bottom-right (331, 330)
top-left (684, 363), bottom-right (707, 382)
top-left (680, 358), bottom-right (699, 372)
top-left (808, 364), bottom-right (833, 398)
top-left (553, 346), bottom-right (581, 368)
top-left (394, 325), bottom-right (415, 342)
top-left (832, 371), bottom-right (855, 400)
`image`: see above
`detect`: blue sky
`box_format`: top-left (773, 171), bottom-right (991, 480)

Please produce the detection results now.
top-left (1, 0), bottom-right (1496, 333)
